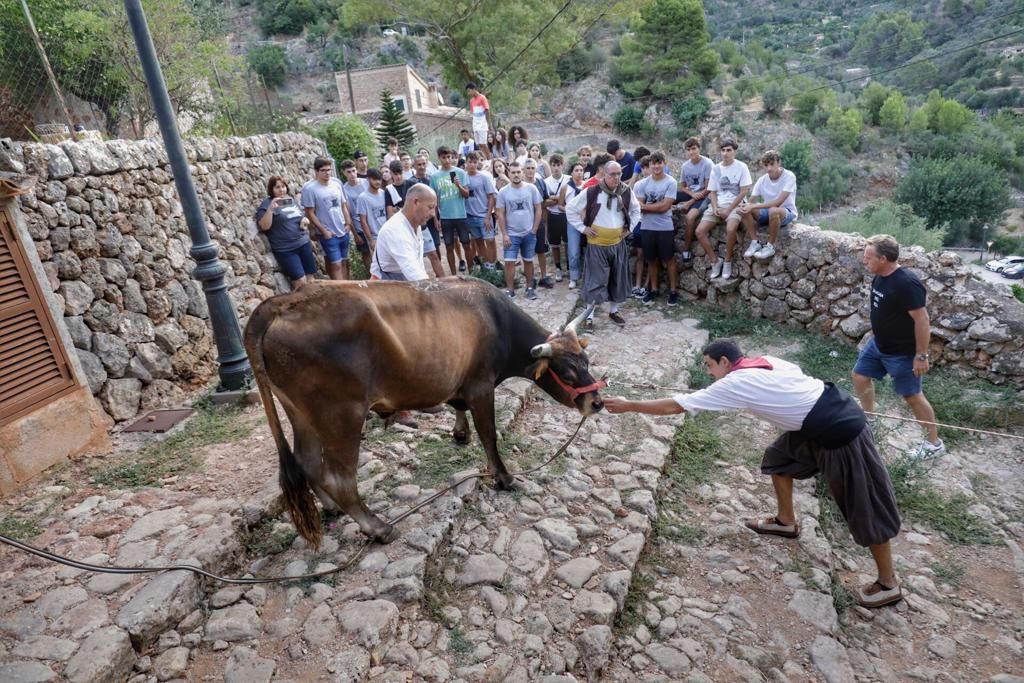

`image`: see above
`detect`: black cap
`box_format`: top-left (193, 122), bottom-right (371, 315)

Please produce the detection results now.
top-left (354, 150), bottom-right (368, 159)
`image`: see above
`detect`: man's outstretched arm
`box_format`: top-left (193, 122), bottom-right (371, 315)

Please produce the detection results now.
top-left (603, 397), bottom-right (685, 416)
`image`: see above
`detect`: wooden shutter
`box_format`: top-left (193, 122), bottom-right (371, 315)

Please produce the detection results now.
top-left (0, 207), bottom-right (76, 426)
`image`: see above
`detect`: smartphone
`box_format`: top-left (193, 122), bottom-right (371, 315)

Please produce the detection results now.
top-left (449, 171), bottom-right (457, 182)
top-left (279, 197), bottom-right (294, 207)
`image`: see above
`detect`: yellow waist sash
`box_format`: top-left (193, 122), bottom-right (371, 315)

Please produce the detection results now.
top-left (588, 224), bottom-right (625, 246)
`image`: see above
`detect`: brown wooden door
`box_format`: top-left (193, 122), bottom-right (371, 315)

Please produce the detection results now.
top-left (0, 206), bottom-right (76, 426)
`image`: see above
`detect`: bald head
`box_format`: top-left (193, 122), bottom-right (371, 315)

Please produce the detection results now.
top-left (403, 183), bottom-right (437, 228)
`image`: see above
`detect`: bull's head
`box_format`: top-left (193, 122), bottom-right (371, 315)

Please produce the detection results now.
top-left (528, 305), bottom-right (605, 416)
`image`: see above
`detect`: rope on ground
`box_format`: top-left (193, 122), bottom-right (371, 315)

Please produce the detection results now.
top-left (608, 379), bottom-right (1024, 441)
top-left (0, 416), bottom-right (589, 584)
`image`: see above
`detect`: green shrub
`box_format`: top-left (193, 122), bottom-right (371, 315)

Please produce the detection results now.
top-left (762, 82), bottom-right (786, 115)
top-left (1012, 284), bottom-right (1024, 304)
top-left (672, 94), bottom-right (710, 130)
top-left (780, 138), bottom-right (813, 184)
top-left (613, 106), bottom-right (645, 135)
top-left (859, 81), bottom-right (890, 126)
top-left (791, 88), bottom-right (836, 131)
top-left (256, 0), bottom-right (323, 35)
top-left (247, 44), bottom-right (289, 89)
top-left (878, 91), bottom-right (908, 133)
top-left (799, 157), bottom-right (853, 212)
top-left (315, 115), bottom-right (376, 165)
top-left (832, 200), bottom-right (946, 252)
top-left (991, 234), bottom-right (1024, 256)
top-left (555, 43), bottom-right (604, 84)
top-left (895, 157), bottom-right (1010, 238)
top-left (826, 108), bottom-right (863, 153)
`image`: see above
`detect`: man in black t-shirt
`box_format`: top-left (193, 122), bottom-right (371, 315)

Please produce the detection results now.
top-left (852, 235), bottom-right (943, 458)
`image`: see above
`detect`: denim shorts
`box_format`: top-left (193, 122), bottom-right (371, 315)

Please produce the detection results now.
top-left (853, 337), bottom-right (922, 397)
top-left (467, 215), bottom-right (495, 240)
top-left (441, 218), bottom-right (471, 246)
top-left (504, 232), bottom-right (537, 262)
top-left (757, 207), bottom-right (796, 227)
top-left (272, 242), bottom-right (318, 280)
top-left (319, 234), bottom-right (350, 264)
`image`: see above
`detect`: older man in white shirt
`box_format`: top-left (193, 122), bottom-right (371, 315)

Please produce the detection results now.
top-left (566, 160), bottom-right (641, 330)
top-left (371, 184), bottom-right (438, 281)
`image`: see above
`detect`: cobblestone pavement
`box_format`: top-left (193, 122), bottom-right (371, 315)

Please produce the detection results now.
top-left (1, 283), bottom-right (1022, 682)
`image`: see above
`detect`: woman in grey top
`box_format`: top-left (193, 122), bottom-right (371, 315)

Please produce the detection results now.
top-left (255, 176), bottom-right (318, 288)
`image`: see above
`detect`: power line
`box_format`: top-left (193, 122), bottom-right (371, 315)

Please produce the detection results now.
top-left (786, 7), bottom-right (1023, 78)
top-left (805, 26), bottom-right (1024, 94)
top-left (421, 0), bottom-right (577, 137)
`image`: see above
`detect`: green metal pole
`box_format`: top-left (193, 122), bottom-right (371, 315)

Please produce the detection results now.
top-left (124, 0), bottom-right (251, 390)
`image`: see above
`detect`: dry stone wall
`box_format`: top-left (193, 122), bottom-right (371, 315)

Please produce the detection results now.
top-left (673, 220), bottom-right (1024, 387)
top-left (9, 133), bottom-right (328, 422)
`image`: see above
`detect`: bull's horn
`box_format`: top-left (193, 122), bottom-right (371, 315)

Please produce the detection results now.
top-left (531, 343), bottom-right (554, 358)
top-left (564, 305), bottom-right (596, 335)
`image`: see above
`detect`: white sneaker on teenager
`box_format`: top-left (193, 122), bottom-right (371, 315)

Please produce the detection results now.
top-left (754, 242), bottom-right (776, 260)
top-left (743, 240), bottom-right (762, 258)
top-left (554, 269), bottom-right (563, 282)
top-left (709, 260), bottom-right (723, 279)
top-left (721, 262), bottom-right (733, 280)
top-left (568, 279), bottom-right (577, 290)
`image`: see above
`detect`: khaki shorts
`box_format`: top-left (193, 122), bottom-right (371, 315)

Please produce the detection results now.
top-left (473, 128), bottom-right (488, 145)
top-left (701, 205), bottom-right (743, 225)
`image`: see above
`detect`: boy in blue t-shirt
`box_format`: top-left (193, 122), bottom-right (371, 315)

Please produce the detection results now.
top-left (430, 145), bottom-right (473, 274)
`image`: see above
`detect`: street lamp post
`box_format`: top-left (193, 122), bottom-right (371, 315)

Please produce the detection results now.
top-left (981, 224), bottom-right (989, 264)
top-left (123, 0), bottom-right (251, 390)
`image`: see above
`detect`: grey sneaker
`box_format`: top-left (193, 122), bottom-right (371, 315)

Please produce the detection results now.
top-left (743, 240), bottom-right (762, 258)
top-left (525, 288), bottom-right (538, 300)
top-left (709, 260), bottom-right (723, 279)
top-left (754, 242), bottom-right (776, 260)
top-left (721, 262), bottom-right (733, 280)
top-left (913, 439), bottom-right (945, 460)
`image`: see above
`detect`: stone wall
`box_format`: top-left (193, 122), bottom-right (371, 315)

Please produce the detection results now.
top-left (673, 219), bottom-right (1024, 387)
top-left (8, 133), bottom-right (328, 422)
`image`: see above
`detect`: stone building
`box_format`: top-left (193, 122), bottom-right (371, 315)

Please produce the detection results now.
top-left (334, 64), bottom-right (472, 143)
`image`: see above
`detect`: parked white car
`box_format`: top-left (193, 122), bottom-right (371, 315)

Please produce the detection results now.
top-left (383, 28), bottom-right (399, 37)
top-left (985, 255), bottom-right (1024, 272)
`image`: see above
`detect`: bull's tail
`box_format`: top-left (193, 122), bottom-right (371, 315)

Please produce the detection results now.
top-left (244, 303), bottom-right (322, 549)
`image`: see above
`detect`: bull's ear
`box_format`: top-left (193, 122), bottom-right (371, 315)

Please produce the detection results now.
top-left (531, 359), bottom-right (550, 380)
top-left (578, 338), bottom-right (589, 349)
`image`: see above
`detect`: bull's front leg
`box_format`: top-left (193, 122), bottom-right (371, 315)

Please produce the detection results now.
top-left (453, 409), bottom-right (471, 445)
top-left (467, 394), bottom-right (516, 490)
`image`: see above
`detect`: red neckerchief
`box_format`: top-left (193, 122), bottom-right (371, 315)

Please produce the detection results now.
top-left (730, 356), bottom-right (773, 372)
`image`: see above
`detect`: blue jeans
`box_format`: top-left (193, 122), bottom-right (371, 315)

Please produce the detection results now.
top-left (566, 226), bottom-right (582, 281)
top-left (272, 241), bottom-right (318, 280)
top-left (853, 337), bottom-right (922, 397)
top-left (503, 232), bottom-right (537, 261)
top-left (757, 207), bottom-right (796, 226)
top-left (318, 234), bottom-right (350, 264)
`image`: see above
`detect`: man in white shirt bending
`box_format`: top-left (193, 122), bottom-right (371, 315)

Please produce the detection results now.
top-left (739, 150), bottom-right (798, 261)
top-left (602, 338), bottom-right (904, 610)
top-left (371, 184), bottom-right (438, 282)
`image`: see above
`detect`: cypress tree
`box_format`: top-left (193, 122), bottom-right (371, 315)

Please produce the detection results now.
top-left (375, 90), bottom-right (416, 154)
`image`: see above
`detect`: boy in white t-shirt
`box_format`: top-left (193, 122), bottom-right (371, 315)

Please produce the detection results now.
top-left (739, 149), bottom-right (798, 261)
top-left (695, 138), bottom-right (752, 280)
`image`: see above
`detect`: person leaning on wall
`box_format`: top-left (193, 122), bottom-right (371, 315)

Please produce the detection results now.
top-left (255, 175), bottom-right (319, 288)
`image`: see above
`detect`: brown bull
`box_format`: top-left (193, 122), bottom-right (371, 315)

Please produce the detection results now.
top-left (244, 277), bottom-right (605, 547)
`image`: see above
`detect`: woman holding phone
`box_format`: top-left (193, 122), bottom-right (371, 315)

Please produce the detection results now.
top-left (255, 176), bottom-right (318, 288)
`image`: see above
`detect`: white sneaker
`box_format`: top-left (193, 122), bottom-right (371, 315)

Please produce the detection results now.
top-left (743, 240), bottom-right (762, 258)
top-left (554, 269), bottom-right (563, 282)
top-left (754, 242), bottom-right (776, 260)
top-left (721, 262), bottom-right (733, 280)
top-left (913, 439), bottom-right (945, 460)
top-left (709, 260), bottom-right (723, 279)
top-left (568, 279), bottom-right (577, 290)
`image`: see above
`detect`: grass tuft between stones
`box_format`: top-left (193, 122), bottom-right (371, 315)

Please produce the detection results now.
top-left (91, 403), bottom-right (252, 489)
top-left (669, 413), bottom-right (724, 488)
top-left (0, 516), bottom-right (42, 541)
top-left (243, 518), bottom-right (298, 557)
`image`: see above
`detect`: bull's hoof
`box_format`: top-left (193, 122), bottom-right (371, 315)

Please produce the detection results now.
top-left (493, 472), bottom-right (521, 491)
top-left (369, 522), bottom-right (399, 544)
top-left (452, 430), bottom-right (470, 445)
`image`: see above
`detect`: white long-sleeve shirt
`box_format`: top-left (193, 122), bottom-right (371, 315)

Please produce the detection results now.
top-left (673, 356), bottom-right (825, 431)
top-left (370, 211), bottom-right (428, 281)
top-left (566, 185), bottom-right (642, 246)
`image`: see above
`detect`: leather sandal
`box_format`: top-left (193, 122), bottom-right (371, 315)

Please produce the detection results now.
top-left (743, 516), bottom-right (800, 539)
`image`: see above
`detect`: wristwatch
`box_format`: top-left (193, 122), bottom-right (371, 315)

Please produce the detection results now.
top-left (915, 353), bottom-right (930, 361)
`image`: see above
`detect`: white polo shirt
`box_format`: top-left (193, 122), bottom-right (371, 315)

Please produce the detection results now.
top-left (370, 211), bottom-right (428, 281)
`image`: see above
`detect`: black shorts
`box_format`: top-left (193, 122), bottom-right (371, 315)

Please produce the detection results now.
top-left (535, 222), bottom-right (549, 254)
top-left (761, 427), bottom-right (900, 547)
top-left (354, 231), bottom-right (371, 253)
top-left (547, 213), bottom-right (567, 246)
top-left (641, 230), bottom-right (675, 263)
top-left (676, 191), bottom-right (709, 214)
top-left (441, 218), bottom-right (470, 246)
